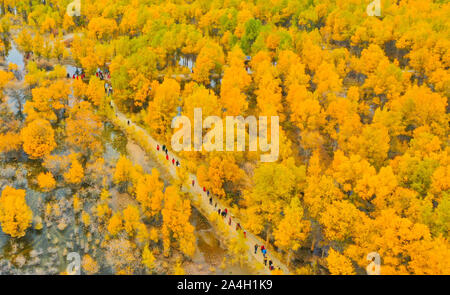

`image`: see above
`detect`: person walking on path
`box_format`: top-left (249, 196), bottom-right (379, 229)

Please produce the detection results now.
top-left (192, 180), bottom-right (195, 187)
top-left (127, 120), bottom-right (130, 125)
top-left (264, 256), bottom-right (268, 266)
top-left (209, 197), bottom-right (212, 205)
top-left (218, 209), bottom-right (221, 215)
top-left (162, 145), bottom-right (166, 152)
top-left (254, 244), bottom-right (259, 254)
top-left (269, 260), bottom-right (273, 268)
top-left (176, 160), bottom-right (180, 167)
top-left (172, 158), bottom-right (175, 165)
top-left (243, 231), bottom-right (246, 238)
top-left (206, 190), bottom-right (210, 197)
top-left (157, 145), bottom-right (160, 151)
top-left (203, 187), bottom-right (206, 192)
top-left (166, 154), bottom-right (169, 160)
top-left (228, 217), bottom-right (232, 226)
top-left (262, 248), bottom-right (267, 258)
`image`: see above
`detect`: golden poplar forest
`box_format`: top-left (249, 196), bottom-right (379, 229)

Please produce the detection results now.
top-left (0, 0), bottom-right (448, 275)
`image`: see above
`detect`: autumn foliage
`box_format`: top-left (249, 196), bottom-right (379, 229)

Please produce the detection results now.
top-left (0, 187), bottom-right (32, 238)
top-left (21, 119), bottom-right (56, 159)
top-left (0, 0), bottom-right (448, 275)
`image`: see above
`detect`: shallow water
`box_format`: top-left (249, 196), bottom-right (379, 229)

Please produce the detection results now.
top-left (5, 42), bottom-right (25, 72)
top-left (0, 125), bottom-right (127, 274)
top-left (3, 41), bottom-right (27, 115)
top-left (178, 56), bottom-right (195, 72)
top-left (64, 65), bottom-right (79, 77)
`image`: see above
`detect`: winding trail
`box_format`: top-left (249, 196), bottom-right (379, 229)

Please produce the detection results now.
top-left (110, 101), bottom-right (291, 275)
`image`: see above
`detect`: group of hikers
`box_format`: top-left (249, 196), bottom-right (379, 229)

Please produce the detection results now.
top-left (206, 184), bottom-right (281, 272)
top-left (96, 68), bottom-right (111, 80)
top-left (104, 81), bottom-right (113, 96)
top-left (157, 144), bottom-right (180, 167)
top-left (68, 68), bottom-right (85, 80)
top-left (254, 244), bottom-right (281, 271)
top-left (213, 202), bottom-right (247, 238)
top-left (67, 68), bottom-right (113, 96)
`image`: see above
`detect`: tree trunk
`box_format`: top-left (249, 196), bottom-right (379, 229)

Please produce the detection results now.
top-left (286, 250), bottom-right (292, 268)
top-left (265, 228), bottom-right (271, 246)
top-left (311, 235), bottom-right (316, 252)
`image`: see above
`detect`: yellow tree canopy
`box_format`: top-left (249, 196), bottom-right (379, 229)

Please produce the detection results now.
top-left (21, 119), bottom-right (56, 159)
top-left (0, 186), bottom-right (32, 238)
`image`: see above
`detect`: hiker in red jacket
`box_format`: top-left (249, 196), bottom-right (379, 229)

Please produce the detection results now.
top-left (192, 180), bottom-right (195, 186)
top-left (166, 154), bottom-right (169, 160)
top-left (157, 145), bottom-right (160, 151)
top-left (172, 158), bottom-right (175, 165)
top-left (203, 187), bottom-right (206, 192)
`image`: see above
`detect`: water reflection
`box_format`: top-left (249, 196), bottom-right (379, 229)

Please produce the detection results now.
top-left (178, 56), bottom-right (195, 72)
top-left (0, 125), bottom-right (128, 274)
top-left (5, 42), bottom-right (24, 73)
